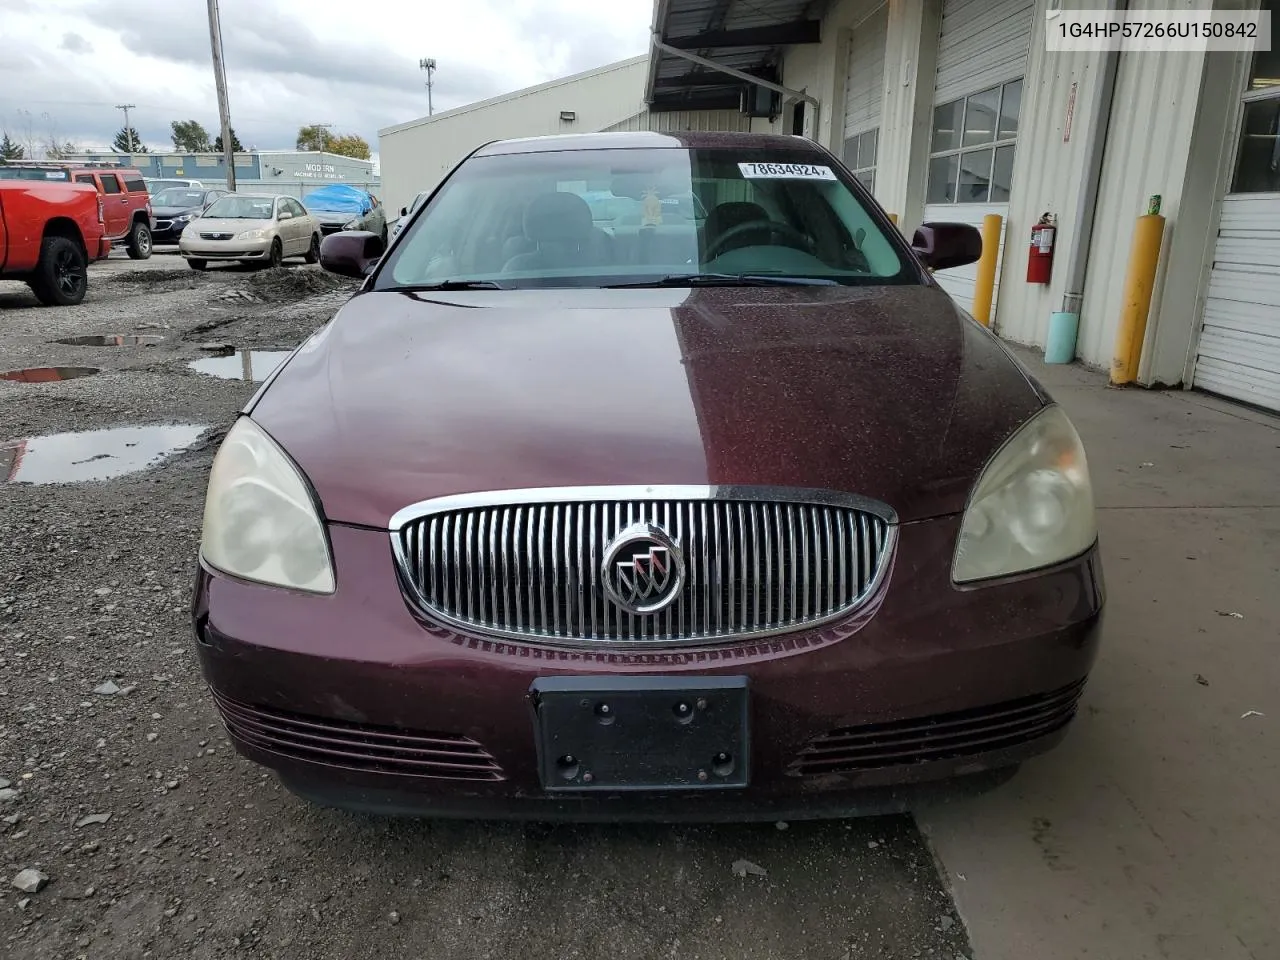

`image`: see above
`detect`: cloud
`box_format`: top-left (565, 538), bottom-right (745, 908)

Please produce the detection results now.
top-left (0, 0), bottom-right (651, 154)
top-left (60, 32), bottom-right (92, 54)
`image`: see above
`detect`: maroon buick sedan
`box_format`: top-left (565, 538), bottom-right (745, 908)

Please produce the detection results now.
top-left (192, 131), bottom-right (1103, 820)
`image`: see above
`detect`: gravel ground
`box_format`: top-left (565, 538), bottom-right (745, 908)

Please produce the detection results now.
top-left (1, 251), bottom-right (973, 959)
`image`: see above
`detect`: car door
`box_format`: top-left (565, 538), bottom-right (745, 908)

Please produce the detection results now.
top-left (281, 198), bottom-right (305, 254)
top-left (96, 173), bottom-right (129, 239)
top-left (286, 199), bottom-right (313, 252)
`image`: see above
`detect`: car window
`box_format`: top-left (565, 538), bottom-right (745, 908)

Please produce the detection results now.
top-left (285, 198), bottom-right (307, 217)
top-left (99, 175), bottom-right (122, 195)
top-left (75, 174), bottom-right (95, 185)
top-left (124, 176), bottom-right (147, 194)
top-left (381, 147), bottom-right (909, 290)
top-left (0, 167), bottom-right (70, 181)
top-left (153, 188), bottom-right (207, 207)
top-left (203, 196), bottom-right (276, 219)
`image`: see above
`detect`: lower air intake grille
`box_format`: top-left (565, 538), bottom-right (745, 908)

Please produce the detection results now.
top-left (788, 680), bottom-right (1086, 776)
top-left (211, 690), bottom-right (504, 781)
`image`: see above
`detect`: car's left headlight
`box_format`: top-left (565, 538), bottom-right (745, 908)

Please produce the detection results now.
top-left (201, 417), bottom-right (335, 593)
top-left (952, 404), bottom-right (1096, 583)
top-left (234, 228), bottom-right (269, 241)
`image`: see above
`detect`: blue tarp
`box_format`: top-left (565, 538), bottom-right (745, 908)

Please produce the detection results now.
top-left (303, 183), bottom-right (373, 214)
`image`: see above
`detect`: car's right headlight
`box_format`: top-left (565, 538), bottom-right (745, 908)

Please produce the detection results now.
top-left (952, 405), bottom-right (1096, 584)
top-left (200, 417), bottom-right (335, 593)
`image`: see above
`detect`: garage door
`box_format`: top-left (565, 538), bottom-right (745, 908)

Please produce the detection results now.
top-left (1193, 196), bottom-right (1280, 411)
top-left (934, 0), bottom-right (1034, 105)
top-left (841, 6), bottom-right (888, 193)
top-left (923, 0), bottom-right (1032, 314)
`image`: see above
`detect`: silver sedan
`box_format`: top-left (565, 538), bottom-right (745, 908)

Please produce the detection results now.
top-left (179, 194), bottom-right (321, 270)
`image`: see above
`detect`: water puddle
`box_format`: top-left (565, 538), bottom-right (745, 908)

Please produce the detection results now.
top-left (188, 350), bottom-right (292, 382)
top-left (56, 335), bottom-right (165, 347)
top-left (1, 424), bottom-right (206, 484)
top-left (1, 366), bottom-right (100, 383)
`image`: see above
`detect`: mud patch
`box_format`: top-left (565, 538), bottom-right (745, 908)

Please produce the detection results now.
top-left (247, 266), bottom-right (352, 301)
top-left (107, 268), bottom-right (198, 284)
top-left (56, 334), bottom-right (165, 347)
top-left (0, 424), bottom-right (206, 483)
top-left (1, 366), bottom-right (100, 383)
top-left (188, 349), bottom-right (293, 381)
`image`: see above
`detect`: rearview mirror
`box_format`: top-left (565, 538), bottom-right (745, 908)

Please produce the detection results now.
top-left (911, 222), bottom-right (983, 271)
top-left (320, 230), bottom-right (385, 279)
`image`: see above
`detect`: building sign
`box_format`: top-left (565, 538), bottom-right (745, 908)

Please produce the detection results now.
top-left (294, 162), bottom-right (341, 179)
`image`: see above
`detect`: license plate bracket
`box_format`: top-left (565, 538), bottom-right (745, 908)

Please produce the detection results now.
top-left (531, 675), bottom-right (749, 792)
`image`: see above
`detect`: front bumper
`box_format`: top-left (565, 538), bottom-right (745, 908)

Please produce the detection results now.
top-left (179, 236), bottom-right (272, 260)
top-left (193, 516), bottom-right (1104, 820)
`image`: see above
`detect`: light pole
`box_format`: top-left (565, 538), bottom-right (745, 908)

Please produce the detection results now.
top-left (206, 0), bottom-right (236, 190)
top-left (418, 58), bottom-right (436, 116)
top-left (115, 104), bottom-right (136, 152)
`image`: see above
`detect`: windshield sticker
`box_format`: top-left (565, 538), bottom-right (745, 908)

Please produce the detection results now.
top-left (738, 162), bottom-right (837, 180)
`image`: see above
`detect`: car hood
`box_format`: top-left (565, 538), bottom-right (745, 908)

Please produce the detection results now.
top-left (191, 217), bottom-right (272, 233)
top-left (249, 285), bottom-right (1045, 528)
top-left (152, 205), bottom-right (199, 218)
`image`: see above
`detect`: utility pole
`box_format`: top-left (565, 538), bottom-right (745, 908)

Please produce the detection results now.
top-left (312, 122), bottom-right (333, 151)
top-left (115, 104), bottom-right (136, 152)
top-left (206, 0), bottom-right (236, 191)
top-left (419, 58), bottom-right (436, 116)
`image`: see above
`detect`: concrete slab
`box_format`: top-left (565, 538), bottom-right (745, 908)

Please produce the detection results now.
top-left (918, 350), bottom-right (1280, 960)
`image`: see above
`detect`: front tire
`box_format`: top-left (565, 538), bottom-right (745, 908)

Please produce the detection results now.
top-left (267, 238), bottom-right (283, 269)
top-left (304, 233), bottom-right (320, 264)
top-left (29, 236), bottom-right (88, 306)
top-left (187, 258), bottom-right (207, 271)
top-left (126, 220), bottom-right (153, 260)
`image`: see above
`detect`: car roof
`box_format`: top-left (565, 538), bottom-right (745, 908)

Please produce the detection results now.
top-left (472, 131), bottom-right (827, 157)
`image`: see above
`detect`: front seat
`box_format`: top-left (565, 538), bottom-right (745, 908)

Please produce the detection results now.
top-left (503, 192), bottom-right (601, 272)
top-left (704, 201), bottom-right (771, 255)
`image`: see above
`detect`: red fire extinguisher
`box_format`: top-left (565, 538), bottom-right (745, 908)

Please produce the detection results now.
top-left (1027, 212), bottom-right (1056, 284)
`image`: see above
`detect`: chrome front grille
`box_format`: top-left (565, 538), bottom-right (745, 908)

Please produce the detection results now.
top-left (392, 486), bottom-right (893, 647)
top-left (199, 232), bottom-right (233, 240)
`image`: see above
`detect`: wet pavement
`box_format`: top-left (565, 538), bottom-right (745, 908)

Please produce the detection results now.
top-left (0, 424), bottom-right (206, 484)
top-left (55, 334), bottom-right (165, 347)
top-left (0, 366), bottom-right (99, 383)
top-left (188, 349), bottom-right (293, 381)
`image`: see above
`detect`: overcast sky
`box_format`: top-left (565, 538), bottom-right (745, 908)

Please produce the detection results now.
top-left (0, 0), bottom-right (653, 163)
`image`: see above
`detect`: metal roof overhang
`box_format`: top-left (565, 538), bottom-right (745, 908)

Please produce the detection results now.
top-left (644, 0), bottom-right (827, 113)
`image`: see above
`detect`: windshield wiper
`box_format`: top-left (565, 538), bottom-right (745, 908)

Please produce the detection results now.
top-left (390, 280), bottom-right (506, 291)
top-left (605, 273), bottom-right (838, 288)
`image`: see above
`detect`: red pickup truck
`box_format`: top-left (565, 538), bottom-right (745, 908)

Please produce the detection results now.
top-left (0, 179), bottom-right (111, 306)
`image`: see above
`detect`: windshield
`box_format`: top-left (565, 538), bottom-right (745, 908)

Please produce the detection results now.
top-left (378, 147), bottom-right (911, 290)
top-left (153, 188), bottom-right (206, 207)
top-left (203, 196), bottom-right (275, 220)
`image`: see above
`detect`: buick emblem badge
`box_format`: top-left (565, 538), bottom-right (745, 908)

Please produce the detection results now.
top-left (601, 521), bottom-right (685, 616)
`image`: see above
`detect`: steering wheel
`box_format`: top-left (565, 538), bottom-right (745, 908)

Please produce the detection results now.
top-left (705, 218), bottom-right (815, 260)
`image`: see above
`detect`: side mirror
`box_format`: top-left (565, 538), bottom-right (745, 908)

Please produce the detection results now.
top-left (911, 222), bottom-right (983, 271)
top-left (319, 230), bottom-right (385, 279)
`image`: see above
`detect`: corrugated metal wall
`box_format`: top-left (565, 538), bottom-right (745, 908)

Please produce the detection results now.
top-left (601, 110), bottom-right (752, 133)
top-left (842, 6), bottom-right (887, 139)
top-left (993, 0), bottom-right (1217, 375)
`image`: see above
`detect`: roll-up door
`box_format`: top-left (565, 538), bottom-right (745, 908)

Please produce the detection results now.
top-left (1193, 196), bottom-right (1280, 411)
top-left (934, 0), bottom-right (1034, 105)
top-left (841, 6), bottom-right (887, 193)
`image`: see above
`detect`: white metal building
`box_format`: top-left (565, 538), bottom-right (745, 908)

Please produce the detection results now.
top-left (379, 0), bottom-right (1279, 413)
top-left (647, 0), bottom-right (1279, 412)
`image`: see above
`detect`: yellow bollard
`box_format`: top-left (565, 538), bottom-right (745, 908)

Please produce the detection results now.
top-left (970, 214), bottom-right (1003, 327)
top-left (1110, 213), bottom-right (1166, 385)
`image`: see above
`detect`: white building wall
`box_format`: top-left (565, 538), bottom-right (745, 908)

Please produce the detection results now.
top-left (378, 57), bottom-right (651, 215)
